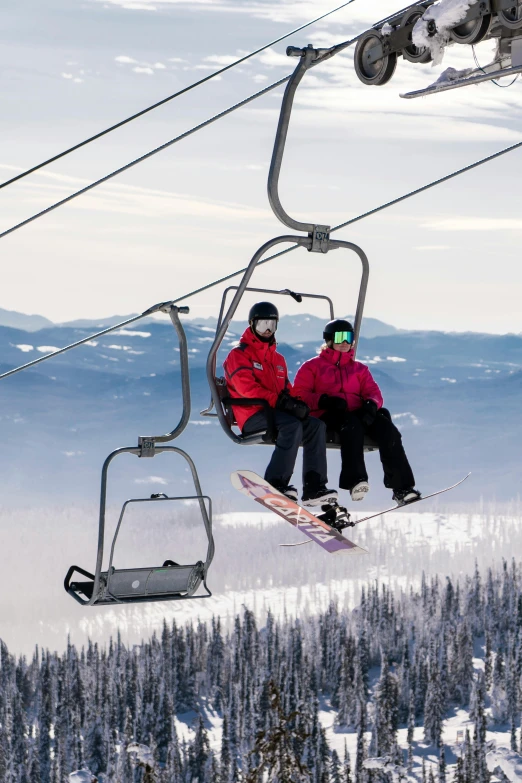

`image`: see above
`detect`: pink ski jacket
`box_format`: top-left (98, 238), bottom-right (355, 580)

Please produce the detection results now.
top-left (223, 327), bottom-right (292, 431)
top-left (293, 346), bottom-right (383, 417)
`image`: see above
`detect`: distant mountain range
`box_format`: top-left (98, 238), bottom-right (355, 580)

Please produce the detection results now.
top-left (1, 308), bottom-right (522, 502)
top-left (0, 306), bottom-right (54, 332)
top-left (0, 307), bottom-right (400, 340)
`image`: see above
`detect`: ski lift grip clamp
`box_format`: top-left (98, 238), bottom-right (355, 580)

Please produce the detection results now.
top-left (310, 225), bottom-right (331, 253)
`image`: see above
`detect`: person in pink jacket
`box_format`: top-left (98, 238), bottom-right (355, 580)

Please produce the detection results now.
top-left (293, 319), bottom-right (421, 505)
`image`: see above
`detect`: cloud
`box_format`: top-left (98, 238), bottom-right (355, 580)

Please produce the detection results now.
top-left (91, 0), bottom-right (387, 25)
top-left (115, 55), bottom-right (168, 75)
top-left (134, 476), bottom-right (169, 484)
top-left (203, 54), bottom-right (238, 66)
top-left (0, 164), bottom-right (272, 223)
top-left (421, 217), bottom-right (522, 232)
top-left (414, 245), bottom-right (452, 250)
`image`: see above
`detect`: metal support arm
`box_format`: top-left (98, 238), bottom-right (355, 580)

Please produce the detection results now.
top-left (267, 43), bottom-right (345, 247)
top-left (138, 304), bottom-right (192, 454)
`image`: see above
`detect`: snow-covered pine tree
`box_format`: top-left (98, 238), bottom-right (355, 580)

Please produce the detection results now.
top-left (189, 714), bottom-right (211, 782)
top-left (244, 681), bottom-right (310, 783)
top-left (370, 652), bottom-right (399, 758)
top-left (423, 646), bottom-right (445, 747)
top-left (342, 741), bottom-right (352, 783)
top-left (438, 745), bottom-right (446, 783)
top-left (39, 653), bottom-right (53, 783)
top-left (330, 749), bottom-right (342, 783)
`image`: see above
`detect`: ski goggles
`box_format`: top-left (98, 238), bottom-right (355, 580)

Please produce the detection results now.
top-left (333, 330), bottom-right (354, 345)
top-left (255, 318), bottom-right (278, 334)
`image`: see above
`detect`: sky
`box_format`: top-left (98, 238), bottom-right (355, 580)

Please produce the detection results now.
top-left (2, 0), bottom-right (522, 332)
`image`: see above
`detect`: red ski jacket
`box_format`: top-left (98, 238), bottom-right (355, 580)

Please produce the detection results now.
top-left (223, 327), bottom-right (292, 431)
top-left (292, 346), bottom-right (383, 417)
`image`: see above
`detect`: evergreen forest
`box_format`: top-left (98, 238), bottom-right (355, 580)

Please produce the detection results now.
top-left (2, 559), bottom-right (522, 782)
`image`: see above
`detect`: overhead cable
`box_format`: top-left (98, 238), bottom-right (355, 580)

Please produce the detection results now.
top-left (0, 0), bottom-right (356, 192)
top-left (0, 77), bottom-right (290, 241)
top-left (0, 31), bottom-right (361, 241)
top-left (2, 138), bottom-right (521, 382)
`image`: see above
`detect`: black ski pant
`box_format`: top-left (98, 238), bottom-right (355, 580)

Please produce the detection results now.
top-left (243, 409), bottom-right (328, 491)
top-left (321, 408), bottom-right (415, 492)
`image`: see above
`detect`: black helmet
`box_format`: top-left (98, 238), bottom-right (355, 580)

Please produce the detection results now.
top-left (323, 318), bottom-right (354, 342)
top-left (248, 301), bottom-right (279, 322)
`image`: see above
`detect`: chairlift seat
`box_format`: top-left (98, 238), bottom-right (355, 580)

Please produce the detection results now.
top-left (65, 560), bottom-right (208, 606)
top-left (217, 377), bottom-right (378, 451)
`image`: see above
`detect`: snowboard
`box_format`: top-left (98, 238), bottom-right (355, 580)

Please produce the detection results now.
top-left (231, 470), bottom-right (368, 555)
top-left (350, 473), bottom-right (471, 527)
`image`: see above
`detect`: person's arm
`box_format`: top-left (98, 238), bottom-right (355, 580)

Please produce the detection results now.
top-left (359, 365), bottom-right (384, 409)
top-left (293, 361), bottom-right (324, 411)
top-left (224, 351), bottom-right (279, 407)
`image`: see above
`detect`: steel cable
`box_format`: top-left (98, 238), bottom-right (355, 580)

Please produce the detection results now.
top-left (0, 77), bottom-right (291, 241)
top-left (0, 0), bottom-right (356, 191)
top-left (2, 138), bottom-right (521, 381)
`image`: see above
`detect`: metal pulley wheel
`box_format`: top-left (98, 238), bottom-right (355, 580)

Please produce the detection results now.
top-left (401, 6), bottom-right (432, 64)
top-left (354, 30), bottom-right (398, 86)
top-left (449, 11), bottom-right (492, 42)
top-left (498, 0), bottom-right (522, 28)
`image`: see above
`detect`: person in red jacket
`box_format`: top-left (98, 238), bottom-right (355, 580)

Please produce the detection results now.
top-left (293, 318), bottom-right (420, 505)
top-left (223, 301), bottom-right (338, 510)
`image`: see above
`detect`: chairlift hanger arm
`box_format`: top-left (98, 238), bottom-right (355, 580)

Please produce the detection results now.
top-left (267, 45), bottom-right (333, 236)
top-left (267, 37), bottom-right (370, 238)
top-left (138, 304), bottom-right (192, 451)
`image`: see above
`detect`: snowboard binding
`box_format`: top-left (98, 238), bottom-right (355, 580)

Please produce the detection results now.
top-left (316, 502), bottom-right (354, 531)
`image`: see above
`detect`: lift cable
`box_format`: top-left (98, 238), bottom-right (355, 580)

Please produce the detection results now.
top-left (0, 76), bottom-right (291, 241)
top-left (0, 1), bottom-right (356, 193)
top-left (0, 33), bottom-right (364, 242)
top-left (0, 4), bottom-right (420, 240)
top-left (2, 137), bottom-right (521, 382)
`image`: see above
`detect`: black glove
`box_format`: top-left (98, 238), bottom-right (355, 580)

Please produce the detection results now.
top-left (276, 390), bottom-right (310, 421)
top-left (319, 394), bottom-right (347, 413)
top-left (361, 399), bottom-right (378, 426)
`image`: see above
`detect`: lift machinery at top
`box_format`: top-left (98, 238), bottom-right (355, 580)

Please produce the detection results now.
top-left (65, 303), bottom-right (215, 607)
top-left (353, 0), bottom-right (522, 96)
top-left (203, 44), bottom-right (378, 453)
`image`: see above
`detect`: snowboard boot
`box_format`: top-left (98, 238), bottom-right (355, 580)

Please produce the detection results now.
top-left (301, 486), bottom-right (338, 509)
top-left (272, 483), bottom-right (298, 502)
top-left (392, 487), bottom-right (421, 506)
top-left (350, 481), bottom-right (369, 502)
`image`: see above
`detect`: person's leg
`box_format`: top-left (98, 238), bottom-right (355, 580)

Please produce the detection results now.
top-left (243, 410), bottom-right (303, 488)
top-left (335, 411), bottom-right (368, 490)
top-left (366, 410), bottom-right (415, 490)
top-left (301, 416), bottom-right (328, 492)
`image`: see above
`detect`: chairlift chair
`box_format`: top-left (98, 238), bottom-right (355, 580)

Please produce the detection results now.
top-left (203, 46), bottom-right (377, 452)
top-left (64, 304), bottom-right (215, 606)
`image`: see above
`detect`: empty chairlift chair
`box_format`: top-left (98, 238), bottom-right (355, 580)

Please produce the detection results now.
top-left (64, 303), bottom-right (215, 606)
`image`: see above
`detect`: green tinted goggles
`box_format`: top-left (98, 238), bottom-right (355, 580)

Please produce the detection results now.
top-left (333, 330), bottom-right (354, 345)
